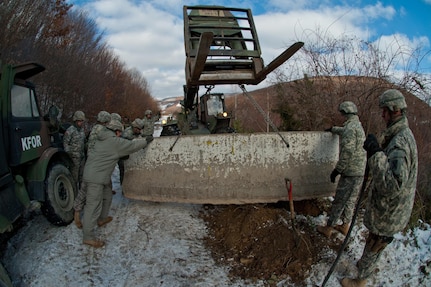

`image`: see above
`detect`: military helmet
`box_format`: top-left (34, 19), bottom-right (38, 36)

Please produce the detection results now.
top-left (111, 113), bottom-right (122, 122)
top-left (131, 118), bottom-right (144, 129)
top-left (145, 109), bottom-right (152, 116)
top-left (97, 111), bottom-right (111, 123)
top-left (106, 119), bottom-right (124, 132)
top-left (73, 110), bottom-right (86, 121)
top-left (379, 89), bottom-right (407, 111)
top-left (338, 101), bottom-right (358, 115)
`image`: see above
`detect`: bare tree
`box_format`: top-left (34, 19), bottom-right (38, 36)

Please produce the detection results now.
top-left (271, 31), bottom-right (430, 133)
top-left (0, 0), bottom-right (159, 123)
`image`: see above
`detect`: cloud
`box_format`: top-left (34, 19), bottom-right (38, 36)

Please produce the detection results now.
top-left (254, 3), bottom-right (396, 62)
top-left (79, 0), bottom-right (185, 98)
top-left (73, 0), bottom-right (429, 100)
top-left (373, 33), bottom-right (430, 69)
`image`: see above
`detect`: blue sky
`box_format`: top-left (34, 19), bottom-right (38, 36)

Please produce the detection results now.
top-left (67, 0), bottom-right (431, 100)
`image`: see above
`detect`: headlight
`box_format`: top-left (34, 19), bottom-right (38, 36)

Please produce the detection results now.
top-left (222, 112), bottom-right (228, 117)
top-left (162, 119), bottom-right (167, 125)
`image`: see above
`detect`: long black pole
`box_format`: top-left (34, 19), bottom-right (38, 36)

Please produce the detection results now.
top-left (321, 166), bottom-right (369, 286)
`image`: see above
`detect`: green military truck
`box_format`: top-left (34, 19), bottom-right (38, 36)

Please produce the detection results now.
top-left (0, 61), bottom-right (77, 235)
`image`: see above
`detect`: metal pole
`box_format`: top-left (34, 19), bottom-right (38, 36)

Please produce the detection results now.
top-left (239, 84), bottom-right (290, 148)
top-left (320, 167), bottom-right (370, 286)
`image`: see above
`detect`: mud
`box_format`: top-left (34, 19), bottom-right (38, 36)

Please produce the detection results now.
top-left (200, 200), bottom-right (341, 285)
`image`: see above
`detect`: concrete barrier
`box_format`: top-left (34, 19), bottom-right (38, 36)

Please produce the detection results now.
top-left (123, 131), bottom-right (339, 204)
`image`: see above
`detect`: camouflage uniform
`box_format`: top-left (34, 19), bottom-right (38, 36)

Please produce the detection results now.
top-left (357, 115), bottom-right (418, 279)
top-left (122, 118), bottom-right (144, 140)
top-left (110, 112), bottom-right (125, 183)
top-left (141, 110), bottom-right (160, 136)
top-left (74, 111), bottom-right (111, 225)
top-left (82, 120), bottom-right (149, 242)
top-left (87, 124), bottom-right (107, 155)
top-left (73, 124), bottom-right (107, 212)
top-left (341, 90), bottom-right (418, 286)
top-left (327, 113), bottom-right (366, 227)
top-left (63, 113), bottom-right (86, 187)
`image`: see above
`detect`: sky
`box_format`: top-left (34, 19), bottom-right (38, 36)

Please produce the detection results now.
top-left (67, 0), bottom-right (431, 100)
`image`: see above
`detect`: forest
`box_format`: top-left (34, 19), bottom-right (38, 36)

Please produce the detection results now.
top-left (0, 0), bottom-right (158, 123)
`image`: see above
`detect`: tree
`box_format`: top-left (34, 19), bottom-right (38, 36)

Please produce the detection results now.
top-left (0, 0), bottom-right (159, 123)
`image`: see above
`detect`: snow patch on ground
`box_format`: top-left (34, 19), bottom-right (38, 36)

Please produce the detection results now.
top-left (3, 194), bottom-right (260, 287)
top-left (2, 186), bottom-right (430, 287)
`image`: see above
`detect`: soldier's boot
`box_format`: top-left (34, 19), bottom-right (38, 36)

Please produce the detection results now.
top-left (341, 277), bottom-right (367, 287)
top-left (317, 225), bottom-right (336, 238)
top-left (83, 239), bottom-right (105, 248)
top-left (97, 216), bottom-right (113, 227)
top-left (334, 223), bottom-right (350, 236)
top-left (74, 211), bottom-right (82, 229)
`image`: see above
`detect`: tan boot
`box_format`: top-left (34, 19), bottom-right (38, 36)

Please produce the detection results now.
top-left (74, 211), bottom-right (82, 229)
top-left (334, 223), bottom-right (350, 236)
top-left (341, 277), bottom-right (367, 287)
top-left (317, 225), bottom-right (336, 238)
top-left (83, 239), bottom-right (105, 248)
top-left (97, 216), bottom-right (113, 227)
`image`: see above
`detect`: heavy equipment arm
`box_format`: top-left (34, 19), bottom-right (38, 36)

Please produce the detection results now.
top-left (123, 6), bottom-right (338, 204)
top-left (183, 5), bottom-right (304, 111)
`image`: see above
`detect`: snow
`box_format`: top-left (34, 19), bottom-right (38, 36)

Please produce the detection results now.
top-left (2, 172), bottom-right (431, 287)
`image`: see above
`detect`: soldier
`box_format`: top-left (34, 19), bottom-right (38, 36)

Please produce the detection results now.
top-left (141, 109), bottom-right (160, 137)
top-left (116, 118), bottom-right (144, 192)
top-left (43, 105), bottom-right (64, 148)
top-left (81, 119), bottom-right (153, 248)
top-left (122, 118), bottom-right (144, 140)
top-left (317, 101), bottom-right (366, 237)
top-left (73, 111), bottom-right (111, 228)
top-left (87, 111), bottom-right (112, 155)
top-left (44, 105), bottom-right (61, 134)
top-left (63, 110), bottom-right (86, 189)
top-left (110, 112), bottom-right (124, 187)
top-left (111, 112), bottom-right (121, 122)
top-left (341, 89), bottom-right (418, 287)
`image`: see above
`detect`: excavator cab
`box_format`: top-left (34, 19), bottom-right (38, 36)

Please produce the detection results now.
top-left (172, 87), bottom-right (233, 135)
top-left (199, 91), bottom-right (233, 134)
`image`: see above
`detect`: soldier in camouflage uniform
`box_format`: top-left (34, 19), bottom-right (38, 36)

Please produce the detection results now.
top-left (141, 109), bottom-right (160, 137)
top-left (122, 118), bottom-right (144, 139)
top-left (63, 110), bottom-right (86, 189)
top-left (317, 101), bottom-right (367, 238)
top-left (73, 111), bottom-right (111, 228)
top-left (111, 112), bottom-right (121, 122)
top-left (87, 111), bottom-right (112, 155)
top-left (341, 89), bottom-right (418, 287)
top-left (109, 112), bottom-right (126, 185)
top-left (81, 119), bottom-right (152, 248)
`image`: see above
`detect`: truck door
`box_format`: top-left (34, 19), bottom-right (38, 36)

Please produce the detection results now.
top-left (8, 84), bottom-right (51, 167)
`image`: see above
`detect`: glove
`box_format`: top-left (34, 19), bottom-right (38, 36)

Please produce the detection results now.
top-left (330, 169), bottom-right (340, 183)
top-left (363, 134), bottom-right (382, 158)
top-left (324, 127), bottom-right (332, 132)
top-left (146, 135), bottom-right (154, 143)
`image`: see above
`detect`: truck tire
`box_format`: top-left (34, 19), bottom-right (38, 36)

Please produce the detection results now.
top-left (41, 164), bottom-right (76, 226)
